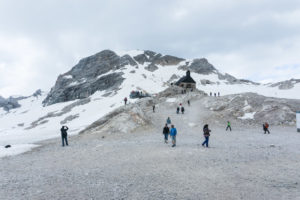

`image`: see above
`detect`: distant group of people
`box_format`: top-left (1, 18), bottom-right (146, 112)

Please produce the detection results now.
top-left (210, 92), bottom-right (220, 97)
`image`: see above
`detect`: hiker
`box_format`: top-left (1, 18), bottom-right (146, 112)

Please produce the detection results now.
top-left (187, 100), bottom-right (190, 106)
top-left (166, 117), bottom-right (171, 125)
top-left (124, 97), bottom-right (128, 105)
top-left (214, 93), bottom-right (216, 97)
top-left (226, 121), bottom-right (232, 131)
top-left (210, 92), bottom-right (212, 96)
top-left (61, 126), bottom-right (69, 147)
top-left (181, 106), bottom-right (185, 114)
top-left (163, 124), bottom-right (170, 143)
top-left (153, 105), bottom-right (155, 112)
top-left (202, 124), bottom-right (211, 147)
top-left (263, 122), bottom-right (270, 134)
top-left (176, 107), bottom-right (180, 114)
top-left (218, 92), bottom-right (220, 97)
top-left (170, 124), bottom-right (177, 147)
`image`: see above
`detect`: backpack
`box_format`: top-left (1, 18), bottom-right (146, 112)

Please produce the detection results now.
top-left (265, 123), bottom-right (269, 128)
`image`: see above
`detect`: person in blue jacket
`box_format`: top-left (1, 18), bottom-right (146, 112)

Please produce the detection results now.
top-left (170, 124), bottom-right (177, 147)
top-left (166, 117), bottom-right (171, 125)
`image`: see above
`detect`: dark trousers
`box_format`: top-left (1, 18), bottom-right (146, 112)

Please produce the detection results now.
top-left (264, 129), bottom-right (270, 134)
top-left (62, 136), bottom-right (68, 146)
top-left (226, 125), bottom-right (231, 131)
top-left (202, 136), bottom-right (209, 147)
top-left (164, 133), bottom-right (168, 141)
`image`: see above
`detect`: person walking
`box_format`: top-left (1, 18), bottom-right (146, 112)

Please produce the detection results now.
top-left (176, 107), bottom-right (180, 114)
top-left (263, 122), bottom-right (270, 134)
top-left (187, 100), bottom-right (190, 106)
top-left (181, 106), bottom-right (185, 114)
top-left (163, 124), bottom-right (170, 143)
top-left (153, 105), bottom-right (155, 112)
top-left (166, 117), bottom-right (171, 125)
top-left (226, 121), bottom-right (232, 131)
top-left (124, 97), bottom-right (128, 105)
top-left (202, 124), bottom-right (211, 147)
top-left (170, 125), bottom-right (177, 147)
top-left (61, 126), bottom-right (69, 147)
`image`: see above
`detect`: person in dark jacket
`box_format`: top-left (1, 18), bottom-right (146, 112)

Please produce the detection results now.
top-left (61, 126), bottom-right (69, 147)
top-left (170, 125), bottom-right (177, 147)
top-left (124, 97), bottom-right (128, 105)
top-left (181, 106), bottom-right (185, 114)
top-left (202, 124), bottom-right (211, 147)
top-left (163, 124), bottom-right (170, 143)
top-left (153, 105), bottom-right (155, 112)
top-left (176, 107), bottom-right (180, 114)
top-left (187, 100), bottom-right (190, 106)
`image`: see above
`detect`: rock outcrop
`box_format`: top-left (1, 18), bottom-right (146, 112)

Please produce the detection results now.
top-left (43, 50), bottom-right (128, 106)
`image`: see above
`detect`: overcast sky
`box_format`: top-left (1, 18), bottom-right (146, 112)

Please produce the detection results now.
top-left (1, 0), bottom-right (300, 97)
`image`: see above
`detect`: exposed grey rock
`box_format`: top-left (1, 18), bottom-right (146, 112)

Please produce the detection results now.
top-left (133, 54), bottom-right (149, 65)
top-left (60, 114), bottom-right (80, 125)
top-left (200, 79), bottom-right (216, 85)
top-left (203, 92), bottom-right (300, 125)
top-left (152, 55), bottom-right (184, 66)
top-left (32, 89), bottom-right (42, 97)
top-left (189, 58), bottom-right (217, 75)
top-left (43, 50), bottom-right (127, 106)
top-left (129, 70), bottom-right (136, 73)
top-left (144, 64), bottom-right (158, 72)
top-left (270, 79), bottom-right (300, 90)
top-left (0, 96), bottom-right (21, 111)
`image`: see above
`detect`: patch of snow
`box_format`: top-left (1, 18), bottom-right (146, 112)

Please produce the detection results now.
top-left (239, 112), bottom-right (256, 120)
top-left (0, 144), bottom-right (39, 157)
top-left (166, 98), bottom-right (177, 103)
top-left (63, 75), bottom-right (73, 79)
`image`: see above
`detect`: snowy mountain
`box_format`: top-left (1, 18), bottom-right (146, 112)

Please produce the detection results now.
top-left (1, 49), bottom-right (300, 157)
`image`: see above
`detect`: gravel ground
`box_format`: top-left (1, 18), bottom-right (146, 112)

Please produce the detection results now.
top-left (1, 97), bottom-right (300, 200)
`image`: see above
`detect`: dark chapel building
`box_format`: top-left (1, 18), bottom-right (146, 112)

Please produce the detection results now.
top-left (175, 70), bottom-right (196, 89)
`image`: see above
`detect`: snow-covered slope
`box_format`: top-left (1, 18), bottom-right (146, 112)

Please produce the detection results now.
top-left (1, 49), bottom-right (300, 157)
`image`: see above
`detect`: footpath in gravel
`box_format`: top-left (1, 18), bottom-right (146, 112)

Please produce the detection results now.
top-left (1, 97), bottom-right (300, 200)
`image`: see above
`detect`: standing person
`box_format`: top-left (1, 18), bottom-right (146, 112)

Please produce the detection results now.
top-left (181, 106), bottom-right (185, 114)
top-left (214, 93), bottom-right (216, 97)
top-left (61, 126), bottom-right (69, 147)
top-left (153, 105), bottom-right (155, 112)
top-left (166, 117), bottom-right (171, 125)
top-left (226, 121), bottom-right (232, 131)
top-left (218, 92), bottom-right (220, 97)
top-left (170, 125), bottom-right (177, 147)
top-left (210, 92), bottom-right (212, 96)
top-left (124, 97), bottom-right (128, 105)
top-left (187, 100), bottom-right (190, 106)
top-left (176, 107), bottom-right (180, 114)
top-left (163, 124), bottom-right (170, 143)
top-left (263, 122), bottom-right (270, 134)
top-left (202, 124), bottom-right (211, 147)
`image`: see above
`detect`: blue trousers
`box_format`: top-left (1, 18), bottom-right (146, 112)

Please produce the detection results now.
top-left (202, 136), bottom-right (209, 147)
top-left (62, 136), bottom-right (68, 146)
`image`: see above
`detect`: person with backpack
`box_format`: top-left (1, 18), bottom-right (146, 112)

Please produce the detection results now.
top-left (176, 107), bottom-right (180, 114)
top-left (181, 106), bottom-right (185, 114)
top-left (202, 124), bottom-right (211, 147)
top-left (170, 125), bottom-right (177, 147)
top-left (60, 126), bottom-right (69, 147)
top-left (263, 122), bottom-right (270, 134)
top-left (226, 121), bottom-right (232, 131)
top-left (163, 124), bottom-right (170, 143)
top-left (124, 97), bottom-right (128, 105)
top-left (166, 117), bottom-right (171, 125)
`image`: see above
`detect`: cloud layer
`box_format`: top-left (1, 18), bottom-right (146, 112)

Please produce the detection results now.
top-left (0, 0), bottom-right (300, 97)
